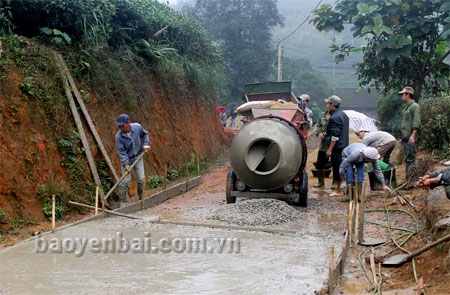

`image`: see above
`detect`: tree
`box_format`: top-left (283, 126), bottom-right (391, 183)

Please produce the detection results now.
top-left (187, 0), bottom-right (284, 102)
top-left (311, 0), bottom-right (450, 98)
top-left (282, 57), bottom-right (331, 104)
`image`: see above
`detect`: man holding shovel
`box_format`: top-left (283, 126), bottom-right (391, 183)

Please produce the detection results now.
top-left (115, 114), bottom-right (151, 208)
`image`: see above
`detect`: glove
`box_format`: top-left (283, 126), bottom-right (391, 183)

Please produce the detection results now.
top-left (143, 145), bottom-right (151, 150)
top-left (383, 185), bottom-right (393, 193)
top-left (125, 164), bottom-right (131, 173)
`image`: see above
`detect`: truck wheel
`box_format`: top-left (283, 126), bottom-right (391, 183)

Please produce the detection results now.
top-left (297, 172), bottom-right (308, 207)
top-left (226, 170), bottom-right (237, 204)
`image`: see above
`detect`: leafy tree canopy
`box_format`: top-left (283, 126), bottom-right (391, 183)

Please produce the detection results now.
top-left (311, 0), bottom-right (450, 98)
top-left (187, 0), bottom-right (284, 102)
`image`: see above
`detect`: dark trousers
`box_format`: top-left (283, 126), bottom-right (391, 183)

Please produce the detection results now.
top-left (331, 149), bottom-right (343, 182)
top-left (316, 150), bottom-right (329, 170)
top-left (402, 139), bottom-right (416, 176)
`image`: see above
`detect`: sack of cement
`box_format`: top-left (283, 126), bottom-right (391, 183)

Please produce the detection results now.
top-left (236, 101), bottom-right (276, 114)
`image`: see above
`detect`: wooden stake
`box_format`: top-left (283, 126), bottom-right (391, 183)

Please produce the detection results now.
top-left (141, 191), bottom-right (145, 212)
top-left (51, 194), bottom-right (56, 232)
top-left (94, 186), bottom-right (99, 215)
top-left (358, 183), bottom-right (366, 243)
top-left (163, 163), bottom-right (168, 189)
top-left (355, 198), bottom-right (359, 247)
top-left (370, 248), bottom-right (378, 285)
top-left (348, 200), bottom-right (353, 246)
top-left (186, 164), bottom-right (189, 191)
top-left (328, 246), bottom-right (335, 293)
top-left (197, 154), bottom-right (201, 175)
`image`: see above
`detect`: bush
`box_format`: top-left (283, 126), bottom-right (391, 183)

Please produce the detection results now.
top-left (419, 93), bottom-right (450, 155)
top-left (377, 93), bottom-right (403, 138)
top-left (146, 174), bottom-right (163, 189)
top-left (167, 167), bottom-right (179, 181)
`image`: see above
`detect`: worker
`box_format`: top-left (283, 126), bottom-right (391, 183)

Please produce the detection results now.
top-left (399, 86), bottom-right (421, 178)
top-left (419, 167), bottom-right (450, 200)
top-left (325, 95), bottom-right (349, 197)
top-left (339, 143), bottom-right (392, 201)
top-left (356, 128), bottom-right (396, 165)
top-left (115, 114), bottom-right (151, 208)
top-left (311, 102), bottom-right (322, 126)
top-left (313, 110), bottom-right (330, 188)
top-left (231, 105), bottom-right (237, 128)
top-left (298, 94), bottom-right (313, 129)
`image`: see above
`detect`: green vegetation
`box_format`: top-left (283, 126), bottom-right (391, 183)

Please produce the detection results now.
top-left (146, 175), bottom-right (164, 189)
top-left (419, 93), bottom-right (450, 155)
top-left (377, 93), bottom-right (404, 137)
top-left (37, 185), bottom-right (68, 220)
top-left (1, 0), bottom-right (222, 102)
top-left (311, 0), bottom-right (450, 97)
top-left (186, 0), bottom-right (283, 103)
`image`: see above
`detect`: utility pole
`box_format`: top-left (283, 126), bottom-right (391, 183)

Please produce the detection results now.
top-left (277, 40), bottom-right (283, 82)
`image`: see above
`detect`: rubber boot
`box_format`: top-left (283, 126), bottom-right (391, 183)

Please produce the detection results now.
top-left (357, 183), bottom-right (363, 202)
top-left (331, 179), bottom-right (337, 190)
top-left (137, 182), bottom-right (145, 203)
top-left (341, 184), bottom-right (351, 202)
top-left (118, 185), bottom-right (127, 208)
top-left (313, 170), bottom-right (325, 188)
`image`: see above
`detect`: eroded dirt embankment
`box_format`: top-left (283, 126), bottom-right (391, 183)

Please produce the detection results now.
top-left (0, 40), bottom-right (228, 243)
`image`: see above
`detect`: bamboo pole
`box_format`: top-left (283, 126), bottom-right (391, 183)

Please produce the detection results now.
top-left (328, 246), bottom-right (335, 294)
top-left (54, 53), bottom-right (106, 201)
top-left (51, 194), bottom-right (56, 232)
top-left (94, 186), bottom-right (99, 215)
top-left (370, 248), bottom-right (378, 285)
top-left (185, 163), bottom-right (189, 191)
top-left (355, 198), bottom-right (359, 247)
top-left (358, 183), bottom-right (366, 243)
top-left (69, 201), bottom-right (141, 219)
top-left (56, 53), bottom-right (119, 183)
top-left (348, 200), bottom-right (353, 246)
top-left (163, 163), bottom-right (168, 190)
top-left (197, 154), bottom-right (200, 175)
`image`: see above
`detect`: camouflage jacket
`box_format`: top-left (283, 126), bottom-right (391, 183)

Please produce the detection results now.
top-left (315, 111), bottom-right (329, 152)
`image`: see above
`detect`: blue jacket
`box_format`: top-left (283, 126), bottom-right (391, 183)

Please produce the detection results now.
top-left (339, 143), bottom-right (385, 184)
top-left (115, 123), bottom-right (151, 166)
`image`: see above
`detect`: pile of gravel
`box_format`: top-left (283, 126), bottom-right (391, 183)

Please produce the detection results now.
top-left (184, 199), bottom-right (302, 226)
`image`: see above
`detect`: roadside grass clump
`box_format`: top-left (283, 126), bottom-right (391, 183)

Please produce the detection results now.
top-left (167, 167), bottom-right (180, 181)
top-left (146, 174), bottom-right (164, 189)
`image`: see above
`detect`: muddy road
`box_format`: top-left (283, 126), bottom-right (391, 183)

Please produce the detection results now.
top-left (0, 156), bottom-right (350, 294)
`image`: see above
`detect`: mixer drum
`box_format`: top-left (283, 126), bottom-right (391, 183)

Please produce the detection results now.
top-left (230, 117), bottom-right (305, 190)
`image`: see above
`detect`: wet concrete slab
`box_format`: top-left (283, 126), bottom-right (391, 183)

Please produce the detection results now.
top-left (0, 202), bottom-right (344, 295)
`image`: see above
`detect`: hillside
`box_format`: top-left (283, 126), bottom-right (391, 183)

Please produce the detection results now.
top-left (0, 1), bottom-right (227, 235)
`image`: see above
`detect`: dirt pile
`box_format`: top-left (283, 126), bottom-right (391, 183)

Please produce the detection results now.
top-left (184, 199), bottom-right (302, 226)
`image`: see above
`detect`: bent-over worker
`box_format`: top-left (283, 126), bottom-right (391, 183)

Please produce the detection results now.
top-left (115, 114), bottom-right (151, 208)
top-left (339, 143), bottom-right (391, 201)
top-left (356, 129), bottom-right (396, 165)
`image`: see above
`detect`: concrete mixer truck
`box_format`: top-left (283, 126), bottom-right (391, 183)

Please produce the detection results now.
top-left (226, 82), bottom-right (309, 206)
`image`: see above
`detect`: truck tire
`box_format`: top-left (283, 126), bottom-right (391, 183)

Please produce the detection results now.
top-left (226, 170), bottom-right (237, 204)
top-left (297, 172), bottom-right (308, 207)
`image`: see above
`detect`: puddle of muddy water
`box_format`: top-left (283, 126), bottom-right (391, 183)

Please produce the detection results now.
top-left (0, 212), bottom-right (343, 295)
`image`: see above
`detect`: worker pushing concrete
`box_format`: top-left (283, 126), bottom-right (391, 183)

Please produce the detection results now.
top-left (115, 114), bottom-right (151, 208)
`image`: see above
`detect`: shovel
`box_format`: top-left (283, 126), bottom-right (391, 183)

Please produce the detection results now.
top-left (382, 234), bottom-right (450, 266)
top-left (104, 149), bottom-right (149, 201)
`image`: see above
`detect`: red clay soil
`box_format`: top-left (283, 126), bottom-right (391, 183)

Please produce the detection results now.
top-left (0, 64), bottom-right (229, 247)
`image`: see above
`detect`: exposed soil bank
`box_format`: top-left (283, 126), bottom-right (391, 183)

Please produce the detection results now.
top-left (0, 38), bottom-right (228, 245)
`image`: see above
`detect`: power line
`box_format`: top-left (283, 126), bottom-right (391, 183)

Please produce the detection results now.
top-left (280, 0), bottom-right (323, 42)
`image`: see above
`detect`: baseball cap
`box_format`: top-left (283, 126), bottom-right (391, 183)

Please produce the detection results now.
top-left (299, 94), bottom-right (310, 101)
top-left (398, 86), bottom-right (414, 95)
top-left (117, 114), bottom-right (130, 126)
top-left (362, 147), bottom-right (381, 160)
top-left (325, 95), bottom-right (341, 106)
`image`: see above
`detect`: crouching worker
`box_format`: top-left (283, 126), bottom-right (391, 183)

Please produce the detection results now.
top-left (339, 143), bottom-right (391, 202)
top-left (419, 167), bottom-right (450, 200)
top-left (115, 114), bottom-right (151, 208)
